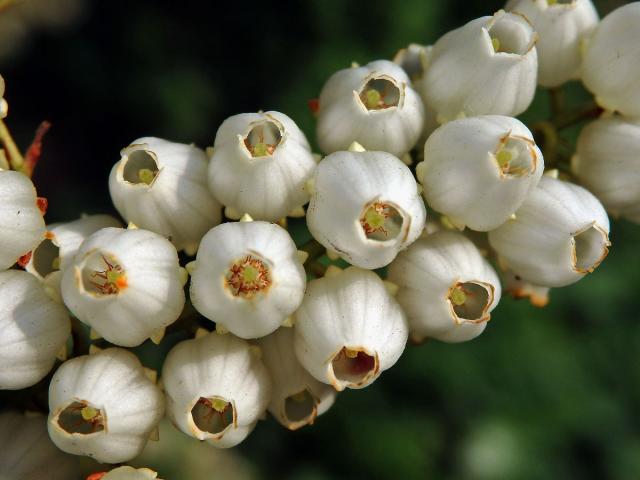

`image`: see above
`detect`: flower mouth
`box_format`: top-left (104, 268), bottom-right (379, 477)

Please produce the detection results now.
top-left (283, 389), bottom-right (318, 430)
top-left (448, 281), bottom-right (494, 324)
top-left (357, 75), bottom-right (403, 111)
top-left (78, 250), bottom-right (128, 296)
top-left (546, 0), bottom-right (576, 6)
top-left (121, 147), bottom-right (160, 186)
top-left (225, 254), bottom-right (272, 299)
top-left (31, 235), bottom-right (61, 278)
top-left (571, 223), bottom-right (610, 273)
top-left (56, 400), bottom-right (106, 435)
top-left (330, 347), bottom-right (379, 390)
top-left (191, 396), bottom-right (236, 437)
top-left (486, 12), bottom-right (536, 56)
top-left (494, 133), bottom-right (537, 177)
top-left (359, 201), bottom-right (406, 242)
top-left (243, 118), bottom-right (283, 158)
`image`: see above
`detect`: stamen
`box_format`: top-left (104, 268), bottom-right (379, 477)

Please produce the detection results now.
top-left (226, 255), bottom-right (272, 298)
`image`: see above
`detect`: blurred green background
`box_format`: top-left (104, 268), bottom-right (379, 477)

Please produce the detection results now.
top-left (1, 0), bottom-right (639, 479)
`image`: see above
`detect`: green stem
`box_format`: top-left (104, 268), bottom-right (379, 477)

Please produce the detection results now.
top-left (0, 119), bottom-right (25, 171)
top-left (549, 87), bottom-right (565, 120)
top-left (552, 101), bottom-right (603, 130)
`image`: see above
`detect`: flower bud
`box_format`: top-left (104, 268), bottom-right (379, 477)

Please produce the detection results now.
top-left (0, 270), bottom-right (70, 390)
top-left (0, 411), bottom-right (77, 480)
top-left (582, 2), bottom-right (640, 117)
top-left (258, 328), bottom-right (336, 430)
top-left (388, 231), bottom-right (501, 343)
top-left (189, 221), bottom-right (306, 339)
top-left (162, 332), bottom-right (271, 448)
top-left (306, 150), bottom-right (426, 269)
top-left (419, 10), bottom-right (538, 121)
top-left (316, 60), bottom-right (424, 158)
top-left (506, 0), bottom-right (598, 87)
top-left (0, 170), bottom-right (45, 270)
top-left (294, 267), bottom-right (408, 391)
top-left (419, 115), bottom-right (544, 231)
top-left (60, 227), bottom-right (185, 347)
top-left (572, 115), bottom-right (640, 223)
top-left (208, 111), bottom-right (316, 221)
top-left (25, 214), bottom-right (121, 281)
top-left (109, 137), bottom-right (221, 254)
top-left (488, 176), bottom-right (610, 287)
top-left (48, 348), bottom-right (164, 464)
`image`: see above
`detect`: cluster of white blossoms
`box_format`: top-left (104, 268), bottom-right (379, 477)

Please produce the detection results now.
top-left (1, 1), bottom-right (639, 477)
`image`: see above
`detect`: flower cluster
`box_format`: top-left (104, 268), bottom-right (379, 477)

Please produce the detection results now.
top-left (1, 1), bottom-right (639, 477)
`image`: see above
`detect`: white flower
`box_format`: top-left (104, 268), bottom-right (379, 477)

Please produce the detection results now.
top-left (0, 270), bottom-right (70, 390)
top-left (60, 227), bottom-right (185, 347)
top-left (388, 231), bottom-right (501, 343)
top-left (189, 221), bottom-right (306, 339)
top-left (392, 44), bottom-right (440, 148)
top-left (99, 466), bottom-right (162, 480)
top-left (0, 170), bottom-right (45, 270)
top-left (162, 332), bottom-right (271, 448)
top-left (258, 328), bottom-right (336, 430)
top-left (306, 150), bottom-right (426, 269)
top-left (418, 115), bottom-right (544, 231)
top-left (25, 214), bottom-right (121, 281)
top-left (488, 176), bottom-right (610, 287)
top-left (506, 0), bottom-right (598, 87)
top-left (581, 2), bottom-right (640, 117)
top-left (48, 348), bottom-right (165, 464)
top-left (0, 411), bottom-right (77, 480)
top-left (109, 137), bottom-right (222, 254)
top-left (294, 267), bottom-right (408, 391)
top-left (419, 10), bottom-right (538, 122)
top-left (572, 115), bottom-right (640, 224)
top-left (208, 111), bottom-right (316, 221)
top-left (316, 60), bottom-right (425, 158)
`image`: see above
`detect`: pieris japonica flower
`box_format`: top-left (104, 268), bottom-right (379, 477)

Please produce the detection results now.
top-left (306, 150), bottom-right (426, 269)
top-left (420, 10), bottom-right (538, 122)
top-left (388, 231), bottom-right (501, 343)
top-left (572, 116), bottom-right (640, 224)
top-left (258, 328), bottom-right (336, 430)
top-left (91, 466), bottom-right (162, 480)
top-left (0, 411), bottom-right (77, 480)
top-left (506, 0), bottom-right (598, 88)
top-left (189, 221), bottom-right (306, 339)
top-left (162, 332), bottom-right (271, 448)
top-left (48, 348), bottom-right (164, 464)
top-left (0, 170), bottom-right (45, 270)
top-left (582, 2), bottom-right (640, 118)
top-left (316, 60), bottom-right (425, 158)
top-left (25, 214), bottom-right (121, 281)
top-left (488, 176), bottom-right (610, 288)
top-left (392, 44), bottom-right (440, 147)
top-left (294, 267), bottom-right (408, 391)
top-left (208, 111), bottom-right (316, 221)
top-left (0, 270), bottom-right (70, 390)
top-left (60, 227), bottom-right (185, 347)
top-left (109, 137), bottom-right (221, 254)
top-left (418, 115), bottom-right (544, 231)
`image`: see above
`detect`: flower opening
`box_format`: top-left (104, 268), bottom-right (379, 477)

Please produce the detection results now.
top-left (80, 251), bottom-right (128, 296)
top-left (57, 401), bottom-right (105, 435)
top-left (225, 255), bottom-right (272, 298)
top-left (191, 396), bottom-right (234, 435)
top-left (243, 119), bottom-right (282, 158)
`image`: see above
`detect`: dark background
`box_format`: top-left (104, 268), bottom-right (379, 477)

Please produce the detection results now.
top-left (1, 0), bottom-right (639, 479)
